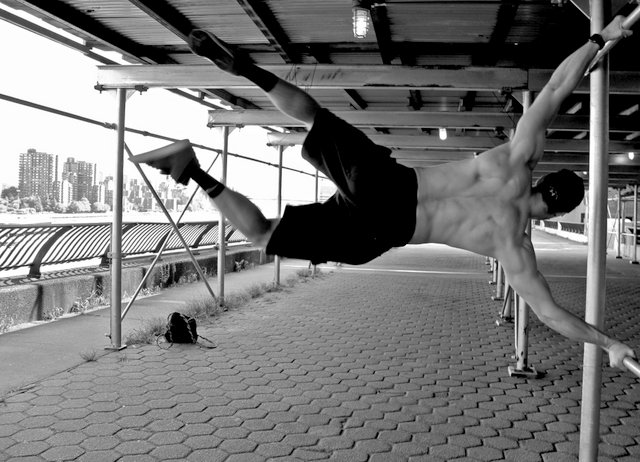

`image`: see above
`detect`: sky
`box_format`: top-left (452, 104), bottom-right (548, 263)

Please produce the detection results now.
top-left (0, 5), bottom-right (324, 216)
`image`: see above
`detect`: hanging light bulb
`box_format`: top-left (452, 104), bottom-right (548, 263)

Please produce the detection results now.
top-left (629, 152), bottom-right (635, 160)
top-left (439, 127), bottom-right (448, 141)
top-left (352, 0), bottom-right (370, 39)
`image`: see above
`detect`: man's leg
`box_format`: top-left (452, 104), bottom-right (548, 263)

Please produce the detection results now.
top-left (131, 141), bottom-right (276, 247)
top-left (189, 30), bottom-right (319, 129)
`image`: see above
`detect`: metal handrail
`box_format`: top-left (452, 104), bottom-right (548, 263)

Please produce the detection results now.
top-left (0, 220), bottom-right (248, 278)
top-left (623, 357), bottom-right (640, 378)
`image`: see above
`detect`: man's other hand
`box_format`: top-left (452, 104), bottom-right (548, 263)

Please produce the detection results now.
top-left (600, 15), bottom-right (634, 43)
top-left (607, 341), bottom-right (636, 370)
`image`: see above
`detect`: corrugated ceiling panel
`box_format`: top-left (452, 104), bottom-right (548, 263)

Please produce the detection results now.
top-left (388, 3), bottom-right (498, 43)
top-left (267, 0), bottom-right (358, 43)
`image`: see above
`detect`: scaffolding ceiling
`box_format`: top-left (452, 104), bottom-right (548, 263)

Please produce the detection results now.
top-left (2, 0), bottom-right (640, 188)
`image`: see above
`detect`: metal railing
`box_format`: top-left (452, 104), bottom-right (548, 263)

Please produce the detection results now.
top-left (0, 220), bottom-right (248, 278)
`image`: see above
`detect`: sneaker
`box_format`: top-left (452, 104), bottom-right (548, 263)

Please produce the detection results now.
top-left (188, 29), bottom-right (250, 75)
top-left (130, 139), bottom-right (198, 185)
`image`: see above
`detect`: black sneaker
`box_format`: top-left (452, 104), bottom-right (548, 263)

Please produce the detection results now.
top-left (188, 29), bottom-right (250, 75)
top-left (130, 139), bottom-right (198, 185)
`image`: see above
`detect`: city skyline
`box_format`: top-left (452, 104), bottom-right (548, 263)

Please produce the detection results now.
top-left (0, 4), bottom-right (327, 218)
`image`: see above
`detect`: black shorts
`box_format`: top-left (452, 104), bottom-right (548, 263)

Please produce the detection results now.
top-left (266, 109), bottom-right (417, 265)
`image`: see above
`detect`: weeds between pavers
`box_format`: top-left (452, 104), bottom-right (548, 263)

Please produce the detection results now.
top-left (124, 268), bottom-right (323, 346)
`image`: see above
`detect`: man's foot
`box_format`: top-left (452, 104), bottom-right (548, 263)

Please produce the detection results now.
top-left (188, 30), bottom-right (250, 75)
top-left (130, 139), bottom-right (198, 185)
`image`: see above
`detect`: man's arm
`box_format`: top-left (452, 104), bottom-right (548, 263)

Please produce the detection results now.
top-left (498, 235), bottom-right (635, 369)
top-left (510, 16), bottom-right (633, 170)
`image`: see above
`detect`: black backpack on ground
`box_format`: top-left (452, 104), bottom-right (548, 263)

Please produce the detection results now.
top-left (159, 312), bottom-right (215, 348)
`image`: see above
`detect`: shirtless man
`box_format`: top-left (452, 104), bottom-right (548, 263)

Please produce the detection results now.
top-left (133, 16), bottom-right (635, 369)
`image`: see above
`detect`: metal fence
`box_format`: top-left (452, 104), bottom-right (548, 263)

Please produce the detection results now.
top-left (0, 220), bottom-right (247, 278)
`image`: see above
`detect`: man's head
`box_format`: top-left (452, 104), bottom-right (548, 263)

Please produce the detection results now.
top-left (532, 169), bottom-right (585, 216)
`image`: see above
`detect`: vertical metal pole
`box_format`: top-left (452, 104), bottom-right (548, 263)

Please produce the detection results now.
top-left (313, 170), bottom-right (319, 276)
top-left (579, 3), bottom-right (608, 458)
top-left (492, 261), bottom-right (504, 300)
top-left (109, 88), bottom-right (127, 350)
top-left (516, 91), bottom-right (532, 371)
top-left (218, 127), bottom-right (229, 306)
top-left (616, 188), bottom-right (622, 259)
top-left (274, 145), bottom-right (284, 284)
top-left (632, 185), bottom-right (639, 264)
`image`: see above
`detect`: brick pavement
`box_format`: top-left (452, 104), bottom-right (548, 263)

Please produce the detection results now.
top-left (1, 233), bottom-right (640, 461)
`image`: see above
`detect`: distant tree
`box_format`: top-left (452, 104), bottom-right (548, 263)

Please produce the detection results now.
top-left (20, 195), bottom-right (43, 212)
top-left (68, 199), bottom-right (91, 213)
top-left (1, 186), bottom-right (19, 200)
top-left (91, 202), bottom-right (110, 213)
top-left (53, 203), bottom-right (67, 213)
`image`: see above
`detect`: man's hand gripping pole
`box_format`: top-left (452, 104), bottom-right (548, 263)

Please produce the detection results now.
top-left (586, 4), bottom-right (640, 74)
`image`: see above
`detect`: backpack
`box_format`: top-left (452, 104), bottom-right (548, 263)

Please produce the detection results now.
top-left (158, 312), bottom-right (215, 349)
top-left (164, 312), bottom-right (198, 343)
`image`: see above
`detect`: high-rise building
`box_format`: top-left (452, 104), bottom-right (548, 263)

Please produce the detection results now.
top-left (62, 157), bottom-right (95, 201)
top-left (18, 148), bottom-right (57, 202)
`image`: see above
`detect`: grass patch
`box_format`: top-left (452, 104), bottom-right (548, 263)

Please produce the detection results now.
top-left (122, 267), bottom-right (325, 346)
top-left (123, 317), bottom-right (167, 346)
top-left (79, 349), bottom-right (98, 362)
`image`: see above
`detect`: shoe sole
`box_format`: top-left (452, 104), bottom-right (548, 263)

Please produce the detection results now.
top-left (188, 30), bottom-right (234, 60)
top-left (131, 139), bottom-right (193, 164)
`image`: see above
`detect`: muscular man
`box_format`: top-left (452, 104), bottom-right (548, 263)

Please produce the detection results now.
top-left (133, 16), bottom-right (635, 369)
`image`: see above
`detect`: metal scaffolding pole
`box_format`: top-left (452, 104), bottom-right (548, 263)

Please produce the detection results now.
top-left (274, 145), bottom-right (284, 285)
top-left (579, 1), bottom-right (608, 457)
top-left (509, 91), bottom-right (538, 378)
top-left (108, 88), bottom-right (127, 350)
top-left (632, 184), bottom-right (639, 264)
top-left (313, 170), bottom-right (319, 276)
top-left (616, 188), bottom-right (622, 259)
top-left (218, 127), bottom-right (229, 306)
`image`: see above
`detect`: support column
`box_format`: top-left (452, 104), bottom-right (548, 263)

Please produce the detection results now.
top-left (492, 261), bottom-right (504, 301)
top-left (108, 88), bottom-right (127, 350)
top-left (509, 91), bottom-right (538, 378)
top-left (632, 185), bottom-right (638, 264)
top-left (616, 188), bottom-right (622, 259)
top-left (218, 127), bottom-right (229, 306)
top-left (274, 145), bottom-right (284, 284)
top-left (579, 2), bottom-right (608, 458)
top-left (312, 170), bottom-right (319, 276)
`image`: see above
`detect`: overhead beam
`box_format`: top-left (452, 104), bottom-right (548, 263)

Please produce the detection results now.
top-left (473, 0), bottom-right (520, 66)
top-left (369, 3), bottom-right (394, 64)
top-left (128, 0), bottom-right (192, 41)
top-left (267, 132), bottom-right (640, 152)
top-left (207, 109), bottom-right (638, 133)
top-left (235, 0), bottom-right (300, 63)
top-left (97, 64), bottom-right (640, 94)
top-left (11, 0), bottom-right (171, 64)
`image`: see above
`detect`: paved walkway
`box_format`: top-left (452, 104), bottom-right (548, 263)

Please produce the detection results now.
top-left (1, 231), bottom-right (640, 461)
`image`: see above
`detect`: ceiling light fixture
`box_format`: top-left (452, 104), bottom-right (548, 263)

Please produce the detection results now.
top-left (629, 152), bottom-right (636, 160)
top-left (352, 0), bottom-right (370, 39)
top-left (439, 127), bottom-right (448, 141)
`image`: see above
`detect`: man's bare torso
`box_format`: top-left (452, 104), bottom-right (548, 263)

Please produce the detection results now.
top-left (409, 142), bottom-right (533, 259)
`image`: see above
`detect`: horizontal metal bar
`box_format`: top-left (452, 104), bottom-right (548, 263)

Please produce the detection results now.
top-left (587, 4), bottom-right (640, 74)
top-left (623, 356), bottom-right (640, 378)
top-left (96, 64), bottom-right (640, 94)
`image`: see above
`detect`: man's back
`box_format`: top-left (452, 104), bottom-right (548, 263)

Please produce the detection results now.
top-left (409, 142), bottom-right (533, 258)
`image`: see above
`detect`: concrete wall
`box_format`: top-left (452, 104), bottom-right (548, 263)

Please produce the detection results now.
top-left (0, 246), bottom-right (272, 325)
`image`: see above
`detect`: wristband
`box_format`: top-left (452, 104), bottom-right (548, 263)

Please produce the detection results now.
top-left (589, 33), bottom-right (605, 49)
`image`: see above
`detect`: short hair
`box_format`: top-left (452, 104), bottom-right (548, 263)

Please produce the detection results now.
top-left (532, 169), bottom-right (585, 215)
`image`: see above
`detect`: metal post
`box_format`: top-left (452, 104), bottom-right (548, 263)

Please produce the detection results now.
top-left (492, 261), bottom-right (504, 300)
top-left (632, 185), bottom-right (638, 264)
top-left (616, 188), bottom-right (622, 259)
top-left (274, 145), bottom-right (284, 284)
top-left (108, 88), bottom-right (127, 350)
top-left (313, 169), bottom-right (319, 276)
top-left (218, 127), bottom-right (229, 306)
top-left (509, 91), bottom-right (537, 377)
top-left (579, 3), bottom-right (608, 458)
